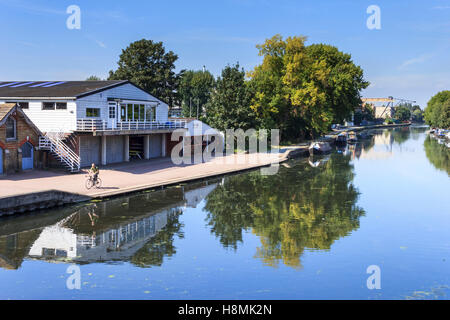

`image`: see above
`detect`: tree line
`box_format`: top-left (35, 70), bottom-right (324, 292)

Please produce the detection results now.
top-left (90, 35), bottom-right (371, 142)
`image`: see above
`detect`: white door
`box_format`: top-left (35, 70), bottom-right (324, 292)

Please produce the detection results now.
top-left (108, 103), bottom-right (117, 129)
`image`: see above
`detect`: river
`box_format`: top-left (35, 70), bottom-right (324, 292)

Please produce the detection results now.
top-left (0, 126), bottom-right (449, 299)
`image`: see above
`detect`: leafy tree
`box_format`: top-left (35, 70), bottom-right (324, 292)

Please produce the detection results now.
top-left (424, 90), bottom-right (450, 128)
top-left (108, 39), bottom-right (179, 107)
top-left (248, 35), bottom-right (369, 141)
top-left (86, 75), bottom-right (102, 81)
top-left (204, 64), bottom-right (256, 131)
top-left (394, 105), bottom-right (411, 121)
top-left (178, 69), bottom-right (215, 118)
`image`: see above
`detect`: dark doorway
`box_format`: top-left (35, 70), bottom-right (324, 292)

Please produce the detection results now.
top-left (129, 136), bottom-right (144, 160)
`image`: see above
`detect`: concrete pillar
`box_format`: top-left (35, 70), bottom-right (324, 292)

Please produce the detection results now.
top-left (161, 133), bottom-right (167, 157)
top-left (124, 135), bottom-right (130, 162)
top-left (144, 135), bottom-right (150, 160)
top-left (101, 136), bottom-right (107, 165)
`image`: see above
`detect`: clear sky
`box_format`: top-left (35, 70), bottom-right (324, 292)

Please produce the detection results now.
top-left (1, 0), bottom-right (449, 107)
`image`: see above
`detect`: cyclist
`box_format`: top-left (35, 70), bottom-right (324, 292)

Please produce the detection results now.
top-left (89, 163), bottom-right (99, 184)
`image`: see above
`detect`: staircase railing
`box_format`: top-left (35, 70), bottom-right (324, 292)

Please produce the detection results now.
top-left (39, 135), bottom-right (81, 172)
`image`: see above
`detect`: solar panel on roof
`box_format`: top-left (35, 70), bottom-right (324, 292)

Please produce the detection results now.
top-left (0, 82), bottom-right (21, 87)
top-left (42, 81), bottom-right (66, 87)
top-left (29, 81), bottom-right (57, 87)
top-left (10, 82), bottom-right (35, 87)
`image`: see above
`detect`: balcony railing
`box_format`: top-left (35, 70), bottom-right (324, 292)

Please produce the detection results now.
top-left (76, 119), bottom-right (187, 132)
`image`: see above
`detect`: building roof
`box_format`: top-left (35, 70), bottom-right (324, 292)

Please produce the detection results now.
top-left (0, 103), bottom-right (15, 123)
top-left (0, 80), bottom-right (129, 99)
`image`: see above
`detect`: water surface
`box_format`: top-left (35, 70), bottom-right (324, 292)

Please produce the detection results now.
top-left (0, 126), bottom-right (449, 299)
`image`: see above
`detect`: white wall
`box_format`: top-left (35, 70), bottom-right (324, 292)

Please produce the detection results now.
top-left (75, 83), bottom-right (169, 123)
top-left (0, 100), bottom-right (77, 133)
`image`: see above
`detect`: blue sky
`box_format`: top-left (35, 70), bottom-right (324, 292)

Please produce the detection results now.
top-left (0, 0), bottom-right (449, 107)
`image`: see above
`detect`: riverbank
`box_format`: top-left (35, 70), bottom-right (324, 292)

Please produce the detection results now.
top-left (0, 122), bottom-right (410, 216)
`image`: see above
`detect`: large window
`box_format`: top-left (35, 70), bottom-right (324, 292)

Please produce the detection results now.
top-left (118, 103), bottom-right (157, 121)
top-left (86, 108), bottom-right (100, 117)
top-left (6, 117), bottom-right (16, 140)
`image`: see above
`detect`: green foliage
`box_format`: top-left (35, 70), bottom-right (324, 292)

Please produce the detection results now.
top-left (394, 105), bottom-right (411, 121)
top-left (178, 69), bottom-right (215, 118)
top-left (204, 64), bottom-right (257, 131)
top-left (248, 35), bottom-right (369, 140)
top-left (424, 90), bottom-right (450, 128)
top-left (86, 75), bottom-right (102, 81)
top-left (203, 154), bottom-right (364, 267)
top-left (108, 39), bottom-right (179, 107)
top-left (354, 104), bottom-right (375, 125)
top-left (424, 135), bottom-right (450, 176)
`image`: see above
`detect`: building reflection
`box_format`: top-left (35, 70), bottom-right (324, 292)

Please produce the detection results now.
top-left (0, 181), bottom-right (218, 269)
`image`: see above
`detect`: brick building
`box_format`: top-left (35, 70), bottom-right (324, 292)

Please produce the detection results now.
top-left (0, 103), bottom-right (43, 175)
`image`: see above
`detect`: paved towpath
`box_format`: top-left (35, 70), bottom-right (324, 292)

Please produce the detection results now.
top-left (0, 152), bottom-right (290, 200)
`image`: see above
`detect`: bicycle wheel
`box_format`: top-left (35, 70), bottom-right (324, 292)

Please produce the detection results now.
top-left (85, 178), bottom-right (93, 190)
top-left (95, 178), bottom-right (102, 189)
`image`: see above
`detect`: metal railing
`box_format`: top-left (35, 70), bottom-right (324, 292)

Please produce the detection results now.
top-left (76, 119), bottom-right (187, 132)
top-left (39, 135), bottom-right (81, 172)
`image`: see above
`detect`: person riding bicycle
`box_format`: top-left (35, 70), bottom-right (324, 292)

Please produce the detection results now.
top-left (89, 163), bottom-right (99, 183)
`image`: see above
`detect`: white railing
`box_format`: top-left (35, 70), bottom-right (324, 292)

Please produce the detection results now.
top-left (76, 119), bottom-right (187, 132)
top-left (39, 135), bottom-right (81, 172)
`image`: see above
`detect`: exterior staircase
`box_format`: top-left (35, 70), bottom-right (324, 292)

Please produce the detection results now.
top-left (39, 134), bottom-right (81, 172)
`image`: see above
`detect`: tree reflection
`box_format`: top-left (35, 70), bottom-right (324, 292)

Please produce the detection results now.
top-left (204, 153), bottom-right (365, 268)
top-left (424, 136), bottom-right (450, 175)
top-left (130, 209), bottom-right (184, 268)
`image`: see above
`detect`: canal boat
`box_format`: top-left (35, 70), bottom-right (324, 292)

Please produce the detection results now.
top-left (309, 141), bottom-right (332, 155)
top-left (347, 131), bottom-right (358, 144)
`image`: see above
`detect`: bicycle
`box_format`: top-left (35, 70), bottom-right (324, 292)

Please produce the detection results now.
top-left (85, 175), bottom-right (102, 189)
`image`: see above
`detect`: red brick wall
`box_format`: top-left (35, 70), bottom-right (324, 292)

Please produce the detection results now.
top-left (0, 112), bottom-right (41, 174)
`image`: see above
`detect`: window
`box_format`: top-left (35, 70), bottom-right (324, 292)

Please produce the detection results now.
top-left (127, 104), bottom-right (133, 121)
top-left (133, 105), bottom-right (140, 121)
top-left (139, 104), bottom-right (145, 121)
top-left (86, 108), bottom-right (100, 117)
top-left (109, 106), bottom-right (116, 119)
top-left (120, 105), bottom-right (126, 121)
top-left (56, 102), bottom-right (67, 110)
top-left (151, 106), bottom-right (156, 121)
top-left (6, 117), bottom-right (16, 140)
top-left (42, 102), bottom-right (55, 110)
top-left (42, 102), bottom-right (67, 110)
top-left (6, 101), bottom-right (29, 109)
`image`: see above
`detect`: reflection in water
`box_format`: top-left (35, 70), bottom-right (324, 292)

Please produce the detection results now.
top-left (204, 153), bottom-right (365, 268)
top-left (0, 181), bottom-right (218, 269)
top-left (424, 135), bottom-right (450, 175)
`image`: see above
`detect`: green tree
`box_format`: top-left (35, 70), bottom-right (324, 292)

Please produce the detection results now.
top-left (248, 35), bottom-right (369, 141)
top-left (178, 69), bottom-right (216, 118)
top-left (394, 105), bottom-right (411, 121)
top-left (86, 75), bottom-right (102, 81)
top-left (424, 90), bottom-right (450, 128)
top-left (108, 39), bottom-right (179, 107)
top-left (204, 64), bottom-right (256, 131)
